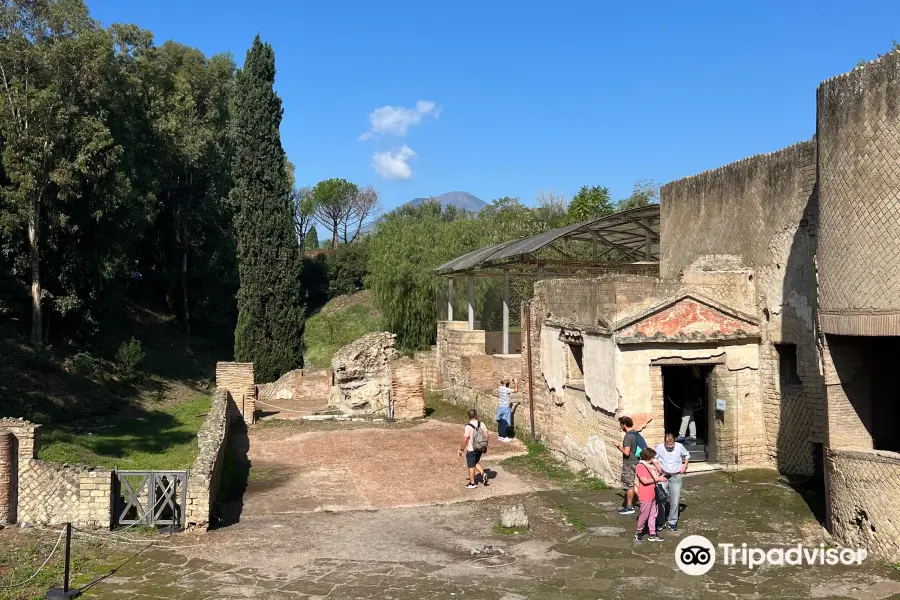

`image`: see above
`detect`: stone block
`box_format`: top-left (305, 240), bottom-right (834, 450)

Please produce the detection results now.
top-left (499, 504), bottom-right (529, 529)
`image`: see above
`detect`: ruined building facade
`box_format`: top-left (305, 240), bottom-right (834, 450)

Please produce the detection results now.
top-left (429, 54), bottom-right (900, 560)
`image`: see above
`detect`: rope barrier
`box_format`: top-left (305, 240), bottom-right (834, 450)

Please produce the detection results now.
top-left (0, 528), bottom-right (66, 590)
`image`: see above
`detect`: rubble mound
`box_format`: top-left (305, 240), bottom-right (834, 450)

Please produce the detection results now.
top-left (327, 332), bottom-right (397, 415)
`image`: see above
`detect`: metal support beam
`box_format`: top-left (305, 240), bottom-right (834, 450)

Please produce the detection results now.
top-left (502, 268), bottom-right (510, 354)
top-left (467, 274), bottom-right (474, 330)
top-left (447, 278), bottom-right (454, 321)
top-left (644, 218), bottom-right (652, 259)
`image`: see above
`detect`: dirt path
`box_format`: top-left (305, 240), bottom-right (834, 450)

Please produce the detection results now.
top-left (243, 419), bottom-right (540, 513)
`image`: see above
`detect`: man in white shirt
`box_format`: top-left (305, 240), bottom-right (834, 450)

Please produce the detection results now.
top-left (654, 433), bottom-right (690, 531)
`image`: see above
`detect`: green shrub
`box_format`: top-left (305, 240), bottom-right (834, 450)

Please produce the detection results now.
top-left (115, 337), bottom-right (145, 383)
top-left (64, 352), bottom-right (103, 379)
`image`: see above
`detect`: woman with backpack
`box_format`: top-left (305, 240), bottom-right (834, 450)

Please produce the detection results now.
top-left (459, 408), bottom-right (490, 489)
top-left (634, 447), bottom-right (667, 542)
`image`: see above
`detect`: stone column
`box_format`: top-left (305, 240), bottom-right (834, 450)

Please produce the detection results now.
top-left (502, 268), bottom-right (510, 355)
top-left (447, 278), bottom-right (454, 321)
top-left (467, 274), bottom-right (475, 330)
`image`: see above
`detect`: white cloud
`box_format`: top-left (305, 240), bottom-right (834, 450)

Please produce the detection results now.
top-left (372, 145), bottom-right (416, 180)
top-left (359, 100), bottom-right (439, 140)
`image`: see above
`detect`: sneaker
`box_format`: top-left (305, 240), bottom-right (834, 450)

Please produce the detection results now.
top-left (634, 533), bottom-right (643, 543)
top-left (481, 472), bottom-right (490, 486)
top-left (647, 535), bottom-right (664, 542)
top-left (669, 523), bottom-right (678, 532)
top-left (466, 482), bottom-right (477, 489)
top-left (618, 506), bottom-right (635, 516)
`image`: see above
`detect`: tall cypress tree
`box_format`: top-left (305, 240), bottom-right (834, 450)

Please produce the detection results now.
top-left (230, 36), bottom-right (305, 382)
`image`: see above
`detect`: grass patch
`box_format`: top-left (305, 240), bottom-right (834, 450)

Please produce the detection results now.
top-left (303, 291), bottom-right (382, 368)
top-left (492, 522), bottom-right (528, 536)
top-left (0, 529), bottom-right (132, 600)
top-left (502, 439), bottom-right (608, 490)
top-left (38, 393), bottom-right (211, 470)
top-left (555, 504), bottom-right (587, 533)
top-left (890, 562), bottom-right (900, 573)
top-left (424, 391), bottom-right (473, 424)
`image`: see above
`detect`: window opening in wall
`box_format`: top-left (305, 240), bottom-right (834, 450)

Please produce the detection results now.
top-left (564, 342), bottom-right (584, 389)
top-left (776, 344), bottom-right (802, 388)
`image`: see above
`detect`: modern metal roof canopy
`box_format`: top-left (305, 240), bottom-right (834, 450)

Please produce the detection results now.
top-left (434, 204), bottom-right (660, 277)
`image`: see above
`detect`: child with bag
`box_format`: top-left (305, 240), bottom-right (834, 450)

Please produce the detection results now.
top-left (633, 447), bottom-right (667, 542)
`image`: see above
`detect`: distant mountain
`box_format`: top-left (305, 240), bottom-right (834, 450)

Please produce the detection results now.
top-left (409, 191), bottom-right (488, 213)
top-left (359, 191), bottom-right (487, 235)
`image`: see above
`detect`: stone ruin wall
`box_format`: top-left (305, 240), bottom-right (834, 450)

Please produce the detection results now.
top-left (216, 362), bottom-right (256, 425)
top-left (256, 367), bottom-right (332, 413)
top-left (826, 448), bottom-right (900, 561)
top-left (185, 389), bottom-right (235, 530)
top-left (817, 52), bottom-right (900, 336)
top-left (661, 140), bottom-right (824, 476)
top-left (1, 418), bottom-right (112, 529)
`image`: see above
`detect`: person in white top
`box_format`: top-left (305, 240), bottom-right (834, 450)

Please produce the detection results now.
top-left (459, 409), bottom-right (490, 488)
top-left (654, 433), bottom-right (690, 531)
top-left (496, 378), bottom-right (517, 441)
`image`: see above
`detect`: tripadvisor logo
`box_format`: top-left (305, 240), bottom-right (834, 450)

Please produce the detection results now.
top-left (675, 535), bottom-right (867, 575)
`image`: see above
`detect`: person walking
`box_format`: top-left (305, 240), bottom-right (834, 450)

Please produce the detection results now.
top-left (634, 447), bottom-right (666, 543)
top-left (654, 433), bottom-right (690, 531)
top-left (678, 387), bottom-right (701, 442)
top-left (496, 379), bottom-right (517, 441)
top-left (459, 409), bottom-right (490, 488)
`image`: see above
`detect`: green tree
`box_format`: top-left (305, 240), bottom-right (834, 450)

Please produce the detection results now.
top-left (617, 179), bottom-right (659, 211)
top-left (303, 226), bottom-right (319, 250)
top-left (568, 185), bottom-right (613, 222)
top-left (229, 36), bottom-right (305, 382)
top-left (310, 178), bottom-right (357, 248)
top-left (0, 0), bottom-right (146, 345)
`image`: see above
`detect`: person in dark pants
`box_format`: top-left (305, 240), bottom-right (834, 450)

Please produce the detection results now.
top-left (459, 409), bottom-right (489, 488)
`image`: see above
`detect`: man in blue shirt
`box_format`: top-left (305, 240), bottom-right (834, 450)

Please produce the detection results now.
top-left (654, 433), bottom-right (690, 531)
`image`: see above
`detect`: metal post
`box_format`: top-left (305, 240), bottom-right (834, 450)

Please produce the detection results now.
top-left (447, 278), bottom-right (454, 321)
top-left (502, 269), bottom-right (510, 355)
top-left (467, 274), bottom-right (474, 330)
top-left (525, 301), bottom-right (536, 442)
top-left (644, 218), bottom-right (652, 259)
top-left (63, 522), bottom-right (71, 592)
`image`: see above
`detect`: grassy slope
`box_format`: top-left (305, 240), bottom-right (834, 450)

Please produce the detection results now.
top-left (1, 303), bottom-right (220, 470)
top-left (302, 290), bottom-right (382, 368)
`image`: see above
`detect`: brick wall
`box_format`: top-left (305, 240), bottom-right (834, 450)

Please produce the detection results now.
top-left (484, 331), bottom-right (522, 355)
top-left (256, 368), bottom-right (332, 414)
top-left (413, 348), bottom-right (438, 390)
top-left (0, 433), bottom-right (11, 524)
top-left (817, 52), bottom-right (900, 335)
top-left (390, 358), bottom-right (426, 420)
top-left (660, 140), bottom-right (823, 476)
top-left (216, 362), bottom-right (255, 425)
top-left (821, 335), bottom-right (874, 451)
top-left (461, 355), bottom-right (495, 390)
top-left (186, 390), bottom-right (234, 530)
top-left (17, 462), bottom-right (113, 529)
top-left (826, 448), bottom-right (900, 561)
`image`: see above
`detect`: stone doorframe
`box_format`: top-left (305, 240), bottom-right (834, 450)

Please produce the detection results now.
top-left (647, 356), bottom-right (726, 462)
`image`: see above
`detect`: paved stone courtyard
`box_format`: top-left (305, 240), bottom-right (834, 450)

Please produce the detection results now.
top-left (69, 423), bottom-right (900, 600)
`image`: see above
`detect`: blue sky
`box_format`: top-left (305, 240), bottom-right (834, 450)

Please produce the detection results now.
top-left (88, 0), bottom-right (900, 214)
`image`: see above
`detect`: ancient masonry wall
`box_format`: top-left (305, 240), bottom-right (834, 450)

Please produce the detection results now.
top-left (1, 418), bottom-right (112, 529)
top-left (825, 448), bottom-right (900, 561)
top-left (390, 358), bottom-right (426, 420)
top-left (216, 362), bottom-right (255, 425)
top-left (661, 141), bottom-right (824, 476)
top-left (256, 368), bottom-right (332, 413)
top-left (185, 390), bottom-right (234, 530)
top-left (817, 52), bottom-right (900, 336)
top-left (413, 348), bottom-right (439, 390)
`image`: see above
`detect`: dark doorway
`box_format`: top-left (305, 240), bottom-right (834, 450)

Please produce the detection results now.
top-left (662, 365), bottom-right (713, 462)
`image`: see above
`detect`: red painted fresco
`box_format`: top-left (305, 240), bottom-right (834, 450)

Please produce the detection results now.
top-left (620, 299), bottom-right (753, 338)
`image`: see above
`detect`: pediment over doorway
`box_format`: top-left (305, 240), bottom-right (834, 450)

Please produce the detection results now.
top-left (614, 294), bottom-right (760, 344)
